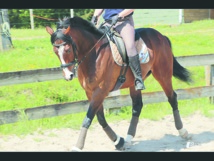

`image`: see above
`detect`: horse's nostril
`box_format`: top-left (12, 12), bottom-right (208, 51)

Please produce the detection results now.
top-left (70, 74), bottom-right (74, 80)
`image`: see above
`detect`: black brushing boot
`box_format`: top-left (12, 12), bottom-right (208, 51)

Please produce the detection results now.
top-left (128, 54), bottom-right (145, 90)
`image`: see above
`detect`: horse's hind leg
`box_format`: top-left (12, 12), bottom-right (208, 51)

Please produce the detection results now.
top-left (124, 86), bottom-right (143, 147)
top-left (96, 105), bottom-right (125, 150)
top-left (152, 70), bottom-right (190, 139)
top-left (169, 91), bottom-right (190, 139)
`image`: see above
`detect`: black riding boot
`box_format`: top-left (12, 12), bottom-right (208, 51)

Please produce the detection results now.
top-left (128, 54), bottom-right (145, 90)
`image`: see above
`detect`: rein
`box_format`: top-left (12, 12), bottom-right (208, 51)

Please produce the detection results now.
top-left (77, 23), bottom-right (112, 66)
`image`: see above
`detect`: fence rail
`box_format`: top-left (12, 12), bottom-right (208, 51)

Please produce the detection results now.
top-left (0, 54), bottom-right (214, 125)
top-left (1, 54), bottom-right (214, 86)
top-left (1, 85), bottom-right (213, 125)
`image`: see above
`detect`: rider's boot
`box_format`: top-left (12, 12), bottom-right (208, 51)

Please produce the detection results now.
top-left (128, 54), bottom-right (145, 90)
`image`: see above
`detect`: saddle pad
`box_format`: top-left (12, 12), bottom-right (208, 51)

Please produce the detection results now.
top-left (136, 38), bottom-right (150, 64)
top-left (108, 36), bottom-right (150, 66)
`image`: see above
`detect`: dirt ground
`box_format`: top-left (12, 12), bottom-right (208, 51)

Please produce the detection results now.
top-left (0, 112), bottom-right (214, 152)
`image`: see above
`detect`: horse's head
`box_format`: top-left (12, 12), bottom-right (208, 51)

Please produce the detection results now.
top-left (46, 26), bottom-right (77, 81)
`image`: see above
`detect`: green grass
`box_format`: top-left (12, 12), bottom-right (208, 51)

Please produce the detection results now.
top-left (0, 31), bottom-right (57, 72)
top-left (147, 20), bottom-right (214, 56)
top-left (0, 79), bottom-right (86, 111)
top-left (0, 20), bottom-right (214, 136)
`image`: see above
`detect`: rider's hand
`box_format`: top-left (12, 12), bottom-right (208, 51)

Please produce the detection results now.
top-left (111, 14), bottom-right (120, 26)
top-left (91, 16), bottom-right (98, 26)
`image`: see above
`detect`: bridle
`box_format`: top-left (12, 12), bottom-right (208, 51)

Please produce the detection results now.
top-left (52, 23), bottom-right (114, 70)
top-left (52, 28), bottom-right (78, 69)
top-left (54, 43), bottom-right (78, 69)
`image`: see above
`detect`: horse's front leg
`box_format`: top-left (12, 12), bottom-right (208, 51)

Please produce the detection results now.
top-left (96, 105), bottom-right (125, 150)
top-left (71, 102), bottom-right (98, 151)
top-left (124, 86), bottom-right (143, 148)
top-left (71, 89), bottom-right (108, 151)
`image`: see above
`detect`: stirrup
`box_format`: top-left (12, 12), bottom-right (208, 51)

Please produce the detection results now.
top-left (135, 80), bottom-right (145, 90)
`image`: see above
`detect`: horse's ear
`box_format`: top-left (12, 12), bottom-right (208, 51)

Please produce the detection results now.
top-left (64, 26), bottom-right (71, 35)
top-left (46, 26), bottom-right (54, 35)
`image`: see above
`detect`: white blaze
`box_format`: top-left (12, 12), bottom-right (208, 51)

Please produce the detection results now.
top-left (58, 46), bottom-right (73, 80)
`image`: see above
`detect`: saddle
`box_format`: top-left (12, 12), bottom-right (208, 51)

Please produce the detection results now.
top-left (98, 25), bottom-right (150, 91)
top-left (99, 25), bottom-right (150, 66)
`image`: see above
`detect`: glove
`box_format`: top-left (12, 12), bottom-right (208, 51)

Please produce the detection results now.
top-left (111, 14), bottom-right (120, 26)
top-left (91, 16), bottom-right (98, 25)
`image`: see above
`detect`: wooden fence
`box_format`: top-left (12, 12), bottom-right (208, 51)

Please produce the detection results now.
top-left (0, 54), bottom-right (214, 125)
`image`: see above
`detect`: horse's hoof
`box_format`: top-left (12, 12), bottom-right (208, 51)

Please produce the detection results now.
top-left (114, 135), bottom-right (125, 150)
top-left (178, 128), bottom-right (192, 140)
top-left (71, 146), bottom-right (82, 152)
top-left (124, 135), bottom-right (133, 149)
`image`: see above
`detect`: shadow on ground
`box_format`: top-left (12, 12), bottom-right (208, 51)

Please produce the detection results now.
top-left (126, 131), bottom-right (214, 151)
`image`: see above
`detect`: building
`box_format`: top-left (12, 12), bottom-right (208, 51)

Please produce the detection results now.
top-left (133, 9), bottom-right (214, 27)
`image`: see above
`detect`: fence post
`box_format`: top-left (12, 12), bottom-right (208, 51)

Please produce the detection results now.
top-left (205, 65), bottom-right (214, 104)
top-left (105, 90), bottom-right (121, 114)
top-left (29, 9), bottom-right (34, 30)
top-left (179, 9), bottom-right (183, 24)
top-left (211, 65), bottom-right (214, 104)
top-left (0, 25), bottom-right (3, 51)
top-left (70, 9), bottom-right (74, 18)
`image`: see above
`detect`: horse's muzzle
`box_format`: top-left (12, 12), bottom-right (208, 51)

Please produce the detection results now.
top-left (63, 72), bottom-right (74, 81)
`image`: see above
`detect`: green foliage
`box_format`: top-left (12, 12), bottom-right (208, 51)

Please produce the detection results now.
top-left (8, 9), bottom-right (31, 28)
top-left (74, 9), bottom-right (94, 21)
top-left (8, 9), bottom-right (94, 29)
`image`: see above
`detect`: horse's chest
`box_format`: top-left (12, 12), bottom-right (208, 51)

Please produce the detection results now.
top-left (80, 75), bottom-right (98, 90)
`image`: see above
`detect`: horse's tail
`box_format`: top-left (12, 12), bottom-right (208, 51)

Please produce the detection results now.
top-left (173, 56), bottom-right (193, 84)
top-left (164, 35), bottom-right (193, 84)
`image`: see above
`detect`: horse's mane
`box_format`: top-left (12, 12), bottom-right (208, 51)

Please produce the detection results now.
top-left (57, 16), bottom-right (104, 37)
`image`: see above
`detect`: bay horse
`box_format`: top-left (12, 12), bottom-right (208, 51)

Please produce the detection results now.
top-left (45, 16), bottom-right (193, 151)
